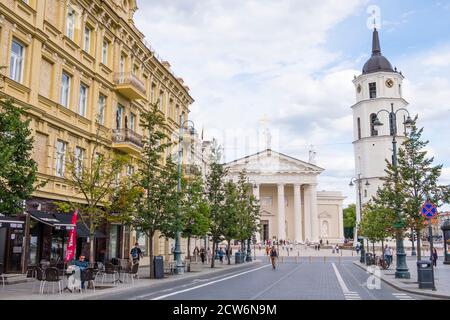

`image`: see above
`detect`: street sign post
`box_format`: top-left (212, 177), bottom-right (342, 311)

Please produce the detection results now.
top-left (421, 200), bottom-right (437, 291)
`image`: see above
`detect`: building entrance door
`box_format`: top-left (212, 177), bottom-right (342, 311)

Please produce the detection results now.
top-left (261, 221), bottom-right (269, 243)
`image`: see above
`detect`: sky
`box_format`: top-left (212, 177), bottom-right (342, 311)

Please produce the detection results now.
top-left (134, 0), bottom-right (450, 210)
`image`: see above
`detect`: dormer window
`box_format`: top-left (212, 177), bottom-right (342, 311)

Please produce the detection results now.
top-left (369, 82), bottom-right (377, 99)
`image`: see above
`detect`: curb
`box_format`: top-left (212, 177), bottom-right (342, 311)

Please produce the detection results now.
top-left (352, 261), bottom-right (450, 300)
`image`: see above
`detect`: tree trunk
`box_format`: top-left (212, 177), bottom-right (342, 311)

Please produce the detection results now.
top-left (372, 241), bottom-right (375, 255)
top-left (381, 240), bottom-right (384, 257)
top-left (89, 220), bottom-right (95, 266)
top-left (210, 237), bottom-right (216, 268)
top-left (149, 234), bottom-right (155, 279)
top-left (417, 229), bottom-right (422, 261)
top-left (187, 236), bottom-right (191, 260)
top-left (227, 240), bottom-right (231, 265)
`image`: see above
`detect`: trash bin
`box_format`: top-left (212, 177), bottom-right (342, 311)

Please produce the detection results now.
top-left (154, 256), bottom-right (164, 279)
top-left (417, 260), bottom-right (433, 289)
top-left (365, 253), bottom-right (373, 266)
top-left (235, 252), bottom-right (241, 264)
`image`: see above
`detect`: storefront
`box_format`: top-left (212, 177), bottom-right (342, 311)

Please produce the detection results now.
top-left (0, 216), bottom-right (25, 274)
top-left (27, 211), bottom-right (108, 265)
top-left (27, 211), bottom-right (76, 267)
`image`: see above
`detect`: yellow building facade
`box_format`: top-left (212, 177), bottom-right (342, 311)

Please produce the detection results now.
top-left (0, 0), bottom-right (193, 265)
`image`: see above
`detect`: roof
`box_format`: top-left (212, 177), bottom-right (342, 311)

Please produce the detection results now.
top-left (225, 149), bottom-right (325, 172)
top-left (362, 29), bottom-right (394, 75)
top-left (28, 211), bottom-right (75, 229)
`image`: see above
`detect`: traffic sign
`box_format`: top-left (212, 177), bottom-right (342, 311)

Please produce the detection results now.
top-left (421, 200), bottom-right (438, 220)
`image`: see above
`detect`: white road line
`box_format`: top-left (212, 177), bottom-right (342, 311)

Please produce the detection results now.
top-left (151, 264), bottom-right (272, 300)
top-left (332, 263), bottom-right (363, 300)
top-left (332, 263), bottom-right (350, 294)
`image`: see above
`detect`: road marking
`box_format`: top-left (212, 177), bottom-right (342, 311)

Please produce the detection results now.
top-left (250, 263), bottom-right (305, 300)
top-left (393, 293), bottom-right (415, 300)
top-left (150, 264), bottom-right (272, 300)
top-left (332, 263), bottom-right (363, 300)
top-left (332, 263), bottom-right (350, 294)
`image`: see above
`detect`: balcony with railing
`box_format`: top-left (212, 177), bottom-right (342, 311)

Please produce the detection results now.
top-left (113, 72), bottom-right (147, 100)
top-left (112, 128), bottom-right (143, 155)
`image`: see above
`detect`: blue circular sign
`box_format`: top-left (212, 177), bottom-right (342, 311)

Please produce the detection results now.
top-left (421, 201), bottom-right (438, 219)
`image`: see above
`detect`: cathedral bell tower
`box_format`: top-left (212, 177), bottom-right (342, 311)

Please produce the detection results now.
top-left (352, 28), bottom-right (410, 236)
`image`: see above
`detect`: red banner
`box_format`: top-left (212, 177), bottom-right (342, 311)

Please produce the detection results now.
top-left (64, 210), bottom-right (78, 263)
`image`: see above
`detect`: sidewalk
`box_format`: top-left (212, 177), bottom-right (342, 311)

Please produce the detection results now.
top-left (0, 259), bottom-right (260, 300)
top-left (354, 258), bottom-right (450, 299)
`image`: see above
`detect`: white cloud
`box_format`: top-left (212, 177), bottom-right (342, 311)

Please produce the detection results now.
top-left (134, 1), bottom-right (450, 207)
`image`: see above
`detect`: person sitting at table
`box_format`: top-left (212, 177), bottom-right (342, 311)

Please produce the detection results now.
top-left (74, 255), bottom-right (89, 289)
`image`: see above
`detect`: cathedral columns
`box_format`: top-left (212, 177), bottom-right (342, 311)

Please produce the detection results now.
top-left (309, 184), bottom-right (319, 243)
top-left (277, 184), bottom-right (286, 241)
top-left (253, 184), bottom-right (261, 243)
top-left (293, 184), bottom-right (302, 243)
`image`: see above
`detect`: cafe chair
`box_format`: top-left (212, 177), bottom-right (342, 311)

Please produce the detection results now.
top-left (33, 267), bottom-right (45, 294)
top-left (122, 263), bottom-right (139, 285)
top-left (102, 262), bottom-right (119, 284)
top-left (42, 267), bottom-right (63, 294)
top-left (82, 268), bottom-right (96, 292)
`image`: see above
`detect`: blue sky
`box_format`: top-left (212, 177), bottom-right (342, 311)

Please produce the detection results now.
top-left (134, 1), bottom-right (450, 210)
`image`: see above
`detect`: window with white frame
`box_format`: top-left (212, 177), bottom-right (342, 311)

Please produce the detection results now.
top-left (55, 140), bottom-right (67, 177)
top-left (66, 8), bottom-right (75, 40)
top-left (102, 40), bottom-right (108, 65)
top-left (74, 147), bottom-right (85, 177)
top-left (116, 104), bottom-right (124, 129)
top-left (10, 40), bottom-right (25, 83)
top-left (60, 72), bottom-right (71, 107)
top-left (127, 165), bottom-right (134, 177)
top-left (78, 83), bottom-right (88, 117)
top-left (130, 113), bottom-right (136, 131)
top-left (84, 26), bottom-right (91, 53)
top-left (98, 94), bottom-right (106, 125)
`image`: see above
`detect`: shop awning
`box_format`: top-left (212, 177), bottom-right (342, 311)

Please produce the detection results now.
top-left (76, 223), bottom-right (106, 239)
top-left (28, 211), bottom-right (76, 230)
top-left (0, 216), bottom-right (25, 228)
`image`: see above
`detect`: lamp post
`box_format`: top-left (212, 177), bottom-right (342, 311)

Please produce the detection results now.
top-left (174, 115), bottom-right (195, 275)
top-left (373, 103), bottom-right (414, 279)
top-left (349, 175), bottom-right (370, 263)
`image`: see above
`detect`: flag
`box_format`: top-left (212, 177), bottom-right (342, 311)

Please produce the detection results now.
top-left (64, 210), bottom-right (78, 263)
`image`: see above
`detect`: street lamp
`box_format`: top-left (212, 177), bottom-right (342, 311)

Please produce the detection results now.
top-left (349, 175), bottom-right (370, 263)
top-left (173, 115), bottom-right (196, 275)
top-left (373, 103), bottom-right (414, 279)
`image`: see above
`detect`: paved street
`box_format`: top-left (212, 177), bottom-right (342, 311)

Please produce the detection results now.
top-left (89, 257), bottom-right (430, 300)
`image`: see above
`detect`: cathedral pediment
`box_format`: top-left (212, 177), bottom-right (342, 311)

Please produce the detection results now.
top-left (225, 149), bottom-right (324, 175)
top-left (260, 209), bottom-right (274, 216)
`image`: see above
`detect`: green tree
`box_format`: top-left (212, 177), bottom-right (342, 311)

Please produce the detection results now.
top-left (359, 202), bottom-right (396, 254)
top-left (205, 141), bottom-right (228, 268)
top-left (131, 102), bottom-right (179, 278)
top-left (343, 204), bottom-right (356, 239)
top-left (0, 99), bottom-right (42, 216)
top-left (396, 121), bottom-right (450, 260)
top-left (63, 126), bottom-right (131, 264)
top-left (222, 180), bottom-right (240, 264)
top-left (181, 174), bottom-right (210, 260)
top-left (235, 171), bottom-right (260, 259)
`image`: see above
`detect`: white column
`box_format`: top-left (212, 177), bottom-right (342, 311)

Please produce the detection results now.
top-left (253, 184), bottom-right (261, 243)
top-left (309, 184), bottom-right (319, 242)
top-left (277, 183), bottom-right (286, 241)
top-left (294, 184), bottom-right (302, 243)
top-left (338, 204), bottom-right (344, 241)
top-left (304, 186), bottom-right (311, 242)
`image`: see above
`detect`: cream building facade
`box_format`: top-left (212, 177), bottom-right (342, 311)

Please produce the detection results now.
top-left (225, 150), bottom-right (345, 244)
top-left (0, 0), bottom-right (193, 265)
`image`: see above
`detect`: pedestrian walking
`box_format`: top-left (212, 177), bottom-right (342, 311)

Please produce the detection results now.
top-left (356, 243), bottom-right (360, 255)
top-left (193, 246), bottom-right (199, 262)
top-left (200, 247), bottom-right (206, 264)
top-left (218, 248), bottom-right (225, 264)
top-left (270, 246), bottom-right (278, 270)
top-left (266, 246), bottom-right (270, 256)
top-left (431, 248), bottom-right (438, 267)
top-left (130, 242), bottom-right (143, 265)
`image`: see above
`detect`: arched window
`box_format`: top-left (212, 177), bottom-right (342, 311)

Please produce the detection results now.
top-left (370, 114), bottom-right (378, 136)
